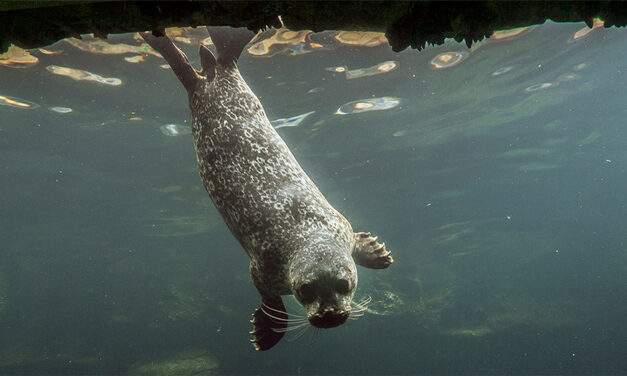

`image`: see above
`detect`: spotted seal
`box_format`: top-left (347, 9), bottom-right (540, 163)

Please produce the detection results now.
top-left (141, 27), bottom-right (393, 351)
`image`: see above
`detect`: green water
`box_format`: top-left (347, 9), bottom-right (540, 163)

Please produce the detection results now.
top-left (1, 21), bottom-right (626, 374)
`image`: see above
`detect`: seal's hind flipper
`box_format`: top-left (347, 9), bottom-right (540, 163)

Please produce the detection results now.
top-left (352, 232), bottom-right (393, 269)
top-left (206, 27), bottom-right (256, 66)
top-left (250, 296), bottom-right (287, 351)
top-left (199, 45), bottom-right (216, 80)
top-left (140, 30), bottom-right (201, 93)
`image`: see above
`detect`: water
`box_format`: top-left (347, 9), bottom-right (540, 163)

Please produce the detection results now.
top-left (1, 21), bottom-right (626, 374)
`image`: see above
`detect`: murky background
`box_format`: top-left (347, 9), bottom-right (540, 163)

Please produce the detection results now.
top-left (1, 20), bottom-right (626, 374)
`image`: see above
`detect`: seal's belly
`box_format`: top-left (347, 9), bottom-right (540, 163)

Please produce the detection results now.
top-left (190, 74), bottom-right (346, 258)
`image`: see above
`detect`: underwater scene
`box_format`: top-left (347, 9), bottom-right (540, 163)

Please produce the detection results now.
top-left (1, 20), bottom-right (626, 374)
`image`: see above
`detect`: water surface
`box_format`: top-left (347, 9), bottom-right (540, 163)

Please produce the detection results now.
top-left (1, 21), bottom-right (626, 374)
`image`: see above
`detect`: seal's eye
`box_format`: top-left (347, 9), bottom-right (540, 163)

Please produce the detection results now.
top-left (298, 283), bottom-right (315, 304)
top-left (335, 279), bottom-right (350, 294)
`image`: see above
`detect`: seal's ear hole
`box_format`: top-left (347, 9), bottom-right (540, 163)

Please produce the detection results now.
top-left (335, 279), bottom-right (350, 295)
top-left (298, 283), bottom-right (315, 304)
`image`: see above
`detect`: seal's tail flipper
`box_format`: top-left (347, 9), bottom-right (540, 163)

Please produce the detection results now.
top-left (206, 26), bottom-right (258, 66)
top-left (250, 296), bottom-right (287, 351)
top-left (140, 30), bottom-right (201, 93)
top-left (352, 232), bottom-right (393, 269)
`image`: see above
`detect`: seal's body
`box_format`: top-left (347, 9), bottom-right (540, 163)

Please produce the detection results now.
top-left (142, 27), bottom-right (392, 351)
top-left (190, 36), bottom-right (354, 298)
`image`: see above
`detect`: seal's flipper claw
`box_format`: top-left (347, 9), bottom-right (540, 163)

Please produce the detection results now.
top-left (352, 232), bottom-right (393, 269)
top-left (250, 296), bottom-right (287, 351)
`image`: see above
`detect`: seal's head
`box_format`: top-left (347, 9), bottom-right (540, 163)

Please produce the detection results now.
top-left (288, 240), bottom-right (357, 328)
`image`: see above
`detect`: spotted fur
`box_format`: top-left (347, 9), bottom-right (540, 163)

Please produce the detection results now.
top-left (142, 27), bottom-right (392, 350)
top-left (190, 56), bottom-right (358, 296)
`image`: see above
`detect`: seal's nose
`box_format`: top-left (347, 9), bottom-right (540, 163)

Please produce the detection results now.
top-left (309, 308), bottom-right (349, 328)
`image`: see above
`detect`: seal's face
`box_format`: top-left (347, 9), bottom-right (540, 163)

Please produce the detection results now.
top-left (291, 249), bottom-right (357, 329)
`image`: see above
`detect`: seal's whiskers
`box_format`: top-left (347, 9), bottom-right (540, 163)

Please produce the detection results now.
top-left (262, 301), bottom-right (305, 318)
top-left (351, 306), bottom-right (368, 313)
top-left (350, 306), bottom-right (368, 315)
top-left (272, 321), bottom-right (309, 333)
top-left (261, 301), bottom-right (305, 321)
top-left (260, 306), bottom-right (307, 324)
top-left (348, 313), bottom-right (365, 321)
top-left (351, 296), bottom-right (371, 311)
top-left (286, 323), bottom-right (313, 342)
top-left (354, 296), bottom-right (373, 307)
top-left (348, 296), bottom-right (371, 321)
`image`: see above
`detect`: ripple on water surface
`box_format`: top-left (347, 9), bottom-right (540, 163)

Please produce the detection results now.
top-left (46, 65), bottom-right (122, 86)
top-left (0, 94), bottom-right (38, 109)
top-left (335, 96), bottom-right (401, 115)
top-left (271, 111), bottom-right (316, 129)
top-left (49, 106), bottom-right (73, 114)
top-left (325, 60), bottom-right (399, 80)
top-left (160, 123), bottom-right (191, 136)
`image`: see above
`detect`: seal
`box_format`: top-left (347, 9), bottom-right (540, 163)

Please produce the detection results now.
top-left (141, 27), bottom-right (393, 351)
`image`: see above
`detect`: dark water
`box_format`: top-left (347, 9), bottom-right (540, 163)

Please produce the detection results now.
top-left (1, 21), bottom-right (626, 374)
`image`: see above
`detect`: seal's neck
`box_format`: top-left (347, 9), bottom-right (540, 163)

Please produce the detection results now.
top-left (286, 235), bottom-right (356, 293)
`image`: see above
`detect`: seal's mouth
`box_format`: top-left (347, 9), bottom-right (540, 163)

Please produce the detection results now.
top-left (309, 308), bottom-right (349, 328)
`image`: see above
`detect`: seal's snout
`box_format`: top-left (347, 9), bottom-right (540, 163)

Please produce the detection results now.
top-left (309, 308), bottom-right (349, 328)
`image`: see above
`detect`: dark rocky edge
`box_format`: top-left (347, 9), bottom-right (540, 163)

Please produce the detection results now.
top-left (1, 1), bottom-right (626, 53)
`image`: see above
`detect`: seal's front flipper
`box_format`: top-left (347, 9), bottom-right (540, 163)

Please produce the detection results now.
top-left (352, 232), bottom-right (393, 269)
top-left (250, 296), bottom-right (287, 351)
top-left (140, 30), bottom-right (201, 93)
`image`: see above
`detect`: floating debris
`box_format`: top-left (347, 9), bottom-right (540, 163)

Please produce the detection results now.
top-left (49, 106), bottom-right (73, 114)
top-left (392, 130), bottom-right (409, 137)
top-left (0, 94), bottom-right (38, 109)
top-left (345, 61), bottom-right (398, 79)
top-left (64, 38), bottom-right (159, 56)
top-left (271, 111), bottom-right (315, 129)
top-left (307, 87), bottom-right (325, 94)
top-left (200, 36), bottom-right (213, 46)
top-left (556, 72), bottom-right (579, 82)
top-left (159, 64), bottom-right (171, 70)
top-left (124, 55), bottom-right (146, 63)
top-left (38, 48), bottom-right (62, 55)
top-left (0, 45), bottom-right (38, 67)
top-left (164, 27), bottom-right (187, 37)
top-left (569, 18), bottom-right (604, 42)
top-left (572, 62), bottom-right (590, 71)
top-left (163, 26), bottom-right (209, 45)
top-left (524, 82), bottom-right (557, 93)
top-left (46, 65), bottom-right (122, 86)
top-left (283, 43), bottom-right (324, 56)
top-left (248, 29), bottom-right (322, 57)
top-left (491, 26), bottom-right (533, 41)
top-left (373, 61), bottom-right (397, 73)
top-left (160, 123), bottom-right (191, 136)
top-left (491, 65), bottom-right (515, 76)
top-left (326, 61), bottom-right (398, 79)
top-left (335, 97), bottom-right (401, 115)
top-left (430, 51), bottom-right (468, 69)
top-left (174, 36), bottom-right (193, 44)
top-left (325, 66), bottom-right (347, 73)
top-left (334, 31), bottom-right (388, 47)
